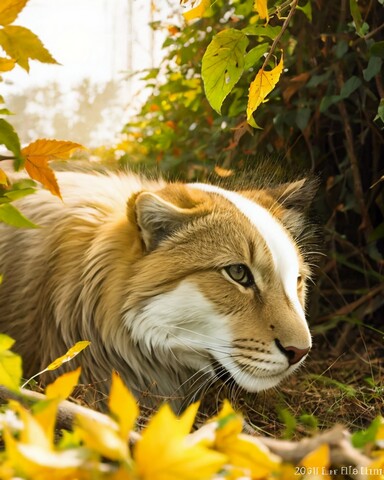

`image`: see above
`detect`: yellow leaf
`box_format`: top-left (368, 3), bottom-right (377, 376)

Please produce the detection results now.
top-left (0, 57), bottom-right (16, 72)
top-left (183, 0), bottom-right (210, 21)
top-left (45, 341), bottom-right (91, 371)
top-left (36, 367), bottom-right (82, 444)
top-left (0, 25), bottom-right (58, 72)
top-left (3, 427), bottom-right (86, 480)
top-left (247, 54), bottom-right (284, 127)
top-left (254, 0), bottom-right (269, 23)
top-left (21, 139), bottom-right (86, 199)
top-left (109, 371), bottom-right (139, 441)
top-left (0, 334), bottom-right (22, 391)
top-left (45, 367), bottom-right (81, 400)
top-left (214, 166), bottom-right (234, 178)
top-left (300, 444), bottom-right (330, 479)
top-left (214, 401), bottom-right (280, 478)
top-left (0, 0), bottom-right (28, 26)
top-left (134, 402), bottom-right (226, 480)
top-left (108, 467), bottom-right (136, 480)
top-left (75, 412), bottom-right (129, 461)
top-left (33, 399), bottom-right (61, 447)
top-left (368, 454), bottom-right (384, 480)
top-left (9, 401), bottom-right (52, 450)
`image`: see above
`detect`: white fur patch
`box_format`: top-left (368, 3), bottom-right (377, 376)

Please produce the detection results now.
top-left (189, 183), bottom-right (306, 322)
top-left (123, 280), bottom-right (232, 369)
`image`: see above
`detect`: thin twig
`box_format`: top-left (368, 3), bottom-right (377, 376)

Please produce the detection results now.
top-left (261, 0), bottom-right (299, 71)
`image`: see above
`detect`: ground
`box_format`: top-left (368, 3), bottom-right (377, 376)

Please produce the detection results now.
top-left (203, 323), bottom-right (384, 439)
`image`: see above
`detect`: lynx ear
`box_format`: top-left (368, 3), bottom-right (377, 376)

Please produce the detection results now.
top-left (266, 177), bottom-right (318, 211)
top-left (133, 189), bottom-right (209, 251)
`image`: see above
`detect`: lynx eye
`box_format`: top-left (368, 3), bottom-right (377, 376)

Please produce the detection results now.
top-left (224, 264), bottom-right (254, 287)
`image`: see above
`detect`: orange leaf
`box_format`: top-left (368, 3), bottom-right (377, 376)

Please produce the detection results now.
top-left (0, 167), bottom-right (8, 185)
top-left (21, 139), bottom-right (85, 199)
top-left (0, 56), bottom-right (16, 72)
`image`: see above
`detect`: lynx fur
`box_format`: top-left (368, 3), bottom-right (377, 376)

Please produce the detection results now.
top-left (0, 171), bottom-right (315, 409)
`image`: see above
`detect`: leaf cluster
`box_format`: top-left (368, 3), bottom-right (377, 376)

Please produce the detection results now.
top-left (1, 335), bottom-right (384, 480)
top-left (0, 0), bottom-right (86, 227)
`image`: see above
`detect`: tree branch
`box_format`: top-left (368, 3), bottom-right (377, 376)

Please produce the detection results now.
top-left (261, 0), bottom-right (299, 71)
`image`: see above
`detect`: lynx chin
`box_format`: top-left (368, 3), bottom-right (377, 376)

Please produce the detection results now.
top-left (0, 171), bottom-right (317, 410)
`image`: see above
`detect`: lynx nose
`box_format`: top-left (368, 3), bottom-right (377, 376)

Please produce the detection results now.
top-left (275, 340), bottom-right (310, 366)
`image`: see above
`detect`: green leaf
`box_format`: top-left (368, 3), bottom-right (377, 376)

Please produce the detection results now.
top-left (297, 0), bottom-right (312, 21)
top-left (202, 29), bottom-right (249, 114)
top-left (0, 333), bottom-right (22, 391)
top-left (244, 42), bottom-right (268, 70)
top-left (242, 24), bottom-right (281, 39)
top-left (363, 56), bottom-right (383, 82)
top-left (0, 25), bottom-right (58, 72)
top-left (352, 417), bottom-right (383, 448)
top-left (4, 187), bottom-right (36, 201)
top-left (277, 407), bottom-right (297, 439)
top-left (349, 0), bottom-right (369, 37)
top-left (0, 108), bottom-right (13, 115)
top-left (370, 41), bottom-right (384, 58)
top-left (334, 40), bottom-right (349, 59)
top-left (374, 98), bottom-right (384, 128)
top-left (296, 107), bottom-right (311, 131)
top-left (0, 118), bottom-right (22, 161)
top-left (0, 203), bottom-right (38, 228)
top-left (340, 75), bottom-right (362, 98)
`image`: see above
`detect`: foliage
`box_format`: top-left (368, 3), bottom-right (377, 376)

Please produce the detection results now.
top-left (121, 0), bottom-right (383, 329)
top-left (1, 334), bottom-right (384, 479)
top-left (0, 0), bottom-right (85, 224)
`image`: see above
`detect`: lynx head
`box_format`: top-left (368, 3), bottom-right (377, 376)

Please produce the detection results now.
top-left (121, 178), bottom-right (317, 399)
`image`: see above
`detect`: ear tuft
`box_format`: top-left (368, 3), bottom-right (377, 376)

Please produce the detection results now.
top-left (266, 177), bottom-right (318, 211)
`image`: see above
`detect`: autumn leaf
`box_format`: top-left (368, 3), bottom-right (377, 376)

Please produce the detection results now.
top-left (0, 167), bottom-right (8, 184)
top-left (214, 400), bottom-right (280, 478)
top-left (75, 412), bottom-right (129, 461)
top-left (0, 57), bottom-right (16, 72)
top-left (0, 0), bottom-right (29, 26)
top-left (3, 411), bottom-right (86, 479)
top-left (134, 402), bottom-right (227, 480)
top-left (21, 341), bottom-right (90, 388)
top-left (29, 369), bottom-right (81, 447)
top-left (45, 367), bottom-right (81, 400)
top-left (45, 341), bottom-right (91, 371)
top-left (21, 139), bottom-right (86, 198)
top-left (202, 29), bottom-right (249, 114)
top-left (300, 444), bottom-right (330, 479)
top-left (0, 334), bottom-right (22, 391)
top-left (254, 0), bottom-right (269, 23)
top-left (247, 54), bottom-right (284, 127)
top-left (214, 166), bottom-right (234, 177)
top-left (0, 25), bottom-right (58, 72)
top-left (183, 0), bottom-right (210, 21)
top-left (109, 371), bottom-right (139, 441)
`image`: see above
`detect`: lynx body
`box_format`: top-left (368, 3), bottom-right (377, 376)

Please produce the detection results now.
top-left (0, 171), bottom-right (314, 409)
